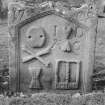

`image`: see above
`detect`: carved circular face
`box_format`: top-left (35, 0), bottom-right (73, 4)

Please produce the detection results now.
top-left (26, 27), bottom-right (46, 48)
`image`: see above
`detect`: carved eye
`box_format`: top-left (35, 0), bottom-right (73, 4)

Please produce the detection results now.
top-left (28, 35), bottom-right (32, 39)
top-left (40, 35), bottom-right (43, 38)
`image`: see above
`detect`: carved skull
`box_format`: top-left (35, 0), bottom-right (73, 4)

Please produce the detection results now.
top-left (26, 27), bottom-right (46, 48)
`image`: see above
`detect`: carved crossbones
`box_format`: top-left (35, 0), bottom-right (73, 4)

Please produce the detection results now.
top-left (22, 48), bottom-right (50, 67)
top-left (22, 24), bottom-right (58, 66)
top-left (22, 40), bottom-right (56, 67)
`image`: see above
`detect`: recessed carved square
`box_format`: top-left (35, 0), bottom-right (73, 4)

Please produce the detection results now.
top-left (55, 59), bottom-right (80, 89)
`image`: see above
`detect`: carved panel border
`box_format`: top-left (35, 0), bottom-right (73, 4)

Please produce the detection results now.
top-left (14, 10), bottom-right (79, 92)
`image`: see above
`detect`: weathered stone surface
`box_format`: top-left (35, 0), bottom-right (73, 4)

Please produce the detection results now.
top-left (8, 0), bottom-right (97, 93)
top-left (0, 0), bottom-right (85, 21)
top-left (0, 25), bottom-right (9, 69)
top-left (95, 18), bottom-right (105, 73)
top-left (0, 0), bottom-right (104, 92)
top-left (0, 0), bottom-right (105, 95)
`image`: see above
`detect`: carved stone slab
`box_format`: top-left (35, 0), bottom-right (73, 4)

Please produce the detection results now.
top-left (8, 1), bottom-right (97, 93)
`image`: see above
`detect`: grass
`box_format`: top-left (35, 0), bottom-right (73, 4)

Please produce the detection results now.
top-left (0, 92), bottom-right (104, 105)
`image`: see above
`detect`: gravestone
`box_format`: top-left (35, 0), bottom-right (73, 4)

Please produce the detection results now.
top-left (8, 1), bottom-right (97, 93)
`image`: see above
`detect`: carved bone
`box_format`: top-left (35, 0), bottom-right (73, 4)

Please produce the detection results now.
top-left (22, 48), bottom-right (50, 67)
